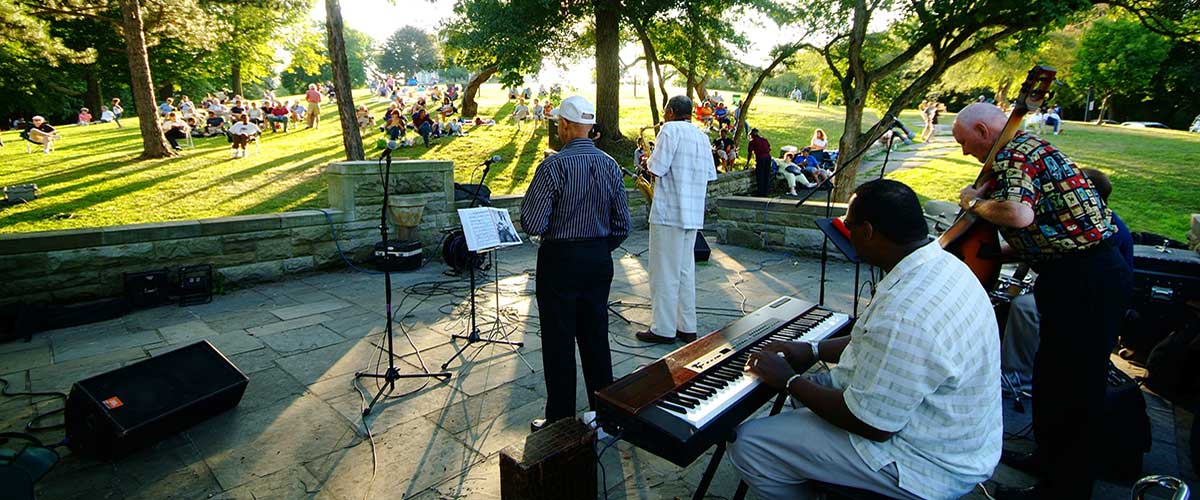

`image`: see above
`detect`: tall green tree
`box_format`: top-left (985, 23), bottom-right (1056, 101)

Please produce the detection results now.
top-left (207, 0), bottom-right (314, 97)
top-left (324, 0), bottom-right (364, 161)
top-left (1073, 16), bottom-right (1172, 123)
top-left (281, 22), bottom-right (372, 94)
top-left (378, 26), bottom-right (440, 77)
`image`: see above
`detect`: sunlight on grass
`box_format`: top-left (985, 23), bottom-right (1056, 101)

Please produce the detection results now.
top-left (1, 86), bottom-right (1196, 237)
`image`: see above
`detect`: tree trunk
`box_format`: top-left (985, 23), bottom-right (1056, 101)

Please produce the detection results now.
top-left (1094, 93), bottom-right (1111, 125)
top-left (634, 24), bottom-right (660, 124)
top-left (593, 0), bottom-right (623, 143)
top-left (84, 69), bottom-right (102, 120)
top-left (685, 65), bottom-right (695, 101)
top-left (655, 61), bottom-right (669, 106)
top-left (816, 84), bottom-right (822, 109)
top-left (995, 76), bottom-right (1013, 111)
top-left (695, 75), bottom-right (708, 101)
top-left (325, 0), bottom-right (364, 161)
top-left (462, 64), bottom-right (497, 118)
top-left (119, 0), bottom-right (174, 159)
top-left (231, 59), bottom-right (243, 98)
top-left (732, 48), bottom-right (795, 151)
top-left (832, 86), bottom-right (868, 202)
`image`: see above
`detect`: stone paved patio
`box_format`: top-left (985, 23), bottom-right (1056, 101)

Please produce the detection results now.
top-left (1, 228), bottom-right (1191, 499)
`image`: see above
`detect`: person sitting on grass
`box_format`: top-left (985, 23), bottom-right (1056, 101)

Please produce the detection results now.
top-left (412, 108), bottom-right (434, 147)
top-left (779, 151), bottom-right (818, 195)
top-left (162, 112), bottom-right (189, 150)
top-left (384, 108), bottom-right (406, 141)
top-left (447, 118), bottom-right (465, 137)
top-left (512, 99), bottom-right (531, 122)
top-left (228, 115), bottom-right (260, 158)
top-left (229, 99), bottom-right (247, 122)
top-left (796, 147), bottom-right (832, 184)
top-left (713, 128), bottom-right (737, 170)
top-left (77, 108), bottom-right (92, 126)
top-left (196, 113), bottom-right (226, 138)
top-left (356, 104), bottom-right (375, 131)
top-left (714, 102), bottom-right (730, 129)
top-left (100, 105), bottom-right (116, 124)
top-left (532, 98), bottom-right (544, 121)
top-left (23, 116), bottom-right (59, 153)
top-left (268, 101), bottom-right (290, 132)
top-left (206, 98), bottom-right (227, 119)
top-left (438, 98), bottom-right (457, 122)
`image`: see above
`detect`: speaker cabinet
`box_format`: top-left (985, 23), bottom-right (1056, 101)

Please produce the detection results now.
top-left (65, 340), bottom-right (248, 460)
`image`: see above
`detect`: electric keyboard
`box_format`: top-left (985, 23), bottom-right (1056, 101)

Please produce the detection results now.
top-left (596, 296), bottom-right (851, 467)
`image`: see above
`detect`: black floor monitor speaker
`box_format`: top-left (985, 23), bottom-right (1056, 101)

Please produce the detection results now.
top-left (65, 340), bottom-right (248, 460)
top-left (695, 232), bottom-right (711, 262)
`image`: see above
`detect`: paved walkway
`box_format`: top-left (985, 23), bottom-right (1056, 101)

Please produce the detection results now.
top-left (0, 228), bottom-right (1190, 499)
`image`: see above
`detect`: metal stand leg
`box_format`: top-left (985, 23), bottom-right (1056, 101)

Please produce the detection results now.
top-left (693, 441), bottom-right (728, 500)
top-left (441, 251), bottom-right (527, 370)
top-left (608, 300), bottom-right (632, 324)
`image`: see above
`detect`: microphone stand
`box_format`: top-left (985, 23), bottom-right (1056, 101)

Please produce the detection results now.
top-left (355, 148), bottom-right (451, 417)
top-left (797, 117), bottom-right (897, 307)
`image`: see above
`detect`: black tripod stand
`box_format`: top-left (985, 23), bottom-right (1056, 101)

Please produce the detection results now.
top-left (355, 148), bottom-right (451, 416)
top-left (440, 155), bottom-right (529, 370)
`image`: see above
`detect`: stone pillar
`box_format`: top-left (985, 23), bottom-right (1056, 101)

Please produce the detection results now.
top-left (324, 160), bottom-right (455, 256)
top-left (1189, 214), bottom-right (1200, 252)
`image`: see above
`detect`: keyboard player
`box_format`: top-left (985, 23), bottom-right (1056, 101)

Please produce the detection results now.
top-left (732, 180), bottom-right (1002, 499)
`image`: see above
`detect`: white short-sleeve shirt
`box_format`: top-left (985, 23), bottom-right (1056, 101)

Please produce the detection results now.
top-left (647, 121), bottom-right (717, 229)
top-left (830, 241), bottom-right (1002, 500)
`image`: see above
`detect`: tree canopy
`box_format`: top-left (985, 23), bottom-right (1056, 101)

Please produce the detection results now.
top-left (378, 26), bottom-right (440, 77)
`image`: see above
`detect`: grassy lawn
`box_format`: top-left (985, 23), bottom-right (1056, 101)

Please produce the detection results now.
top-left (1, 84), bottom-right (1195, 238)
top-left (887, 119), bottom-right (1200, 238)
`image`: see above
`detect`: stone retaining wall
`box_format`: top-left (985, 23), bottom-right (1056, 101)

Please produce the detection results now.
top-left (715, 196), bottom-right (848, 257)
top-left (1190, 214), bottom-right (1200, 252)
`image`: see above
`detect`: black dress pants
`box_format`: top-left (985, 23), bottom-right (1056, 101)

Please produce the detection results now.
top-left (165, 128), bottom-right (186, 148)
top-left (535, 239), bottom-right (614, 422)
top-left (1030, 240), bottom-right (1133, 499)
top-left (754, 156), bottom-right (772, 196)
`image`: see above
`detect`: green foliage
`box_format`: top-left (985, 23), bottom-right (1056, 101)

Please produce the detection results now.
top-left (377, 26), bottom-right (440, 76)
top-left (441, 0), bottom-right (577, 81)
top-left (280, 22), bottom-right (372, 94)
top-left (1073, 16), bottom-right (1173, 100)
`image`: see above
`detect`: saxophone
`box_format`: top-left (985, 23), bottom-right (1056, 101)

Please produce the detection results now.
top-left (630, 125), bottom-right (659, 203)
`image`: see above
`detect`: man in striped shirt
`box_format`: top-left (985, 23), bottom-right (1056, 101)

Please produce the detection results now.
top-left (732, 180), bottom-right (1001, 499)
top-left (521, 95), bottom-right (631, 427)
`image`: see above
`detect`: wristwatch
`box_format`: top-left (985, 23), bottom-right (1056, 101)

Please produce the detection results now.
top-left (809, 341), bottom-right (820, 363)
top-left (967, 198), bottom-right (981, 212)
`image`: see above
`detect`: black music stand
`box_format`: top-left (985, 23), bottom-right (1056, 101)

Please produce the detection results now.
top-left (815, 218), bottom-right (866, 318)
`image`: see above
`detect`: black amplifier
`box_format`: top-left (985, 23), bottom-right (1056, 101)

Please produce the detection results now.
top-left (373, 240), bottom-right (423, 272)
top-left (1133, 245), bottom-right (1200, 302)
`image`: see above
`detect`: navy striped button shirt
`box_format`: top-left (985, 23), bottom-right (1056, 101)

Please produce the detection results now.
top-left (520, 138), bottom-right (630, 244)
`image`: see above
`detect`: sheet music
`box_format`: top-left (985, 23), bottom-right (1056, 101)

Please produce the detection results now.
top-left (457, 207), bottom-right (523, 251)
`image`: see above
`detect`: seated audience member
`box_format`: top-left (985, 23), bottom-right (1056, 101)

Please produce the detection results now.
top-left (185, 116), bottom-right (199, 132)
top-left (77, 108), bottom-right (92, 126)
top-left (206, 99), bottom-right (227, 118)
top-left (697, 102), bottom-right (715, 127)
top-left (412, 108), bottom-right (434, 147)
top-left (228, 115), bottom-right (260, 158)
top-left (714, 102), bottom-right (730, 129)
top-left (543, 102), bottom-right (553, 120)
top-left (356, 105), bottom-right (375, 131)
top-left (100, 106), bottom-right (116, 123)
top-left (512, 100), bottom-right (531, 122)
top-left (634, 137), bottom-right (649, 167)
top-left (290, 101), bottom-right (307, 122)
top-left (229, 99), bottom-right (247, 121)
top-left (532, 98), bottom-right (544, 121)
top-left (179, 96), bottom-right (195, 117)
top-left (158, 97), bottom-right (176, 117)
top-left (438, 98), bottom-right (457, 121)
top-left (246, 102), bottom-right (265, 127)
top-left (1044, 105), bottom-right (1062, 135)
top-left (795, 147), bottom-right (832, 185)
top-left (713, 128), bottom-right (737, 169)
top-left (23, 115), bottom-right (59, 154)
top-left (732, 179), bottom-right (1001, 500)
top-left (446, 85), bottom-right (459, 101)
top-left (384, 109), bottom-right (406, 140)
top-left (198, 113), bottom-right (226, 137)
top-left (778, 151), bottom-right (818, 195)
top-left (268, 101), bottom-right (290, 132)
top-left (162, 112), bottom-right (189, 150)
top-left (447, 118), bottom-right (465, 137)
top-left (809, 128), bottom-right (830, 164)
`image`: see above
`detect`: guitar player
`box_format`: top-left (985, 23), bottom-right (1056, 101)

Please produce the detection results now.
top-left (954, 103), bottom-right (1133, 499)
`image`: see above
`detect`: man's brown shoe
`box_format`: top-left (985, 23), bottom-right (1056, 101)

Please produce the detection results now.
top-left (636, 330), bottom-right (675, 344)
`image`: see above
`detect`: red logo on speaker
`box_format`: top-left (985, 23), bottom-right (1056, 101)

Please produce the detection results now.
top-left (102, 396), bottom-right (124, 409)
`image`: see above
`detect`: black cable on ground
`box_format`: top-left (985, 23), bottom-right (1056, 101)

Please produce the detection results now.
top-left (0, 377), bottom-right (67, 432)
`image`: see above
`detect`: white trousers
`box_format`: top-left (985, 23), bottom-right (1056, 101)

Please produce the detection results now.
top-left (649, 223), bottom-right (697, 337)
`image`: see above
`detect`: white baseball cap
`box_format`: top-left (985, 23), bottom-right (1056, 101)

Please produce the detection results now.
top-left (550, 95), bottom-right (597, 125)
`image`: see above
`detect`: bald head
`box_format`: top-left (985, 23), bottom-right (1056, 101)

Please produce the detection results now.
top-left (952, 103), bottom-right (1008, 163)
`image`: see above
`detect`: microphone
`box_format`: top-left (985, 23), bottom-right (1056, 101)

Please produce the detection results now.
top-left (380, 138), bottom-right (399, 159)
top-left (483, 155), bottom-right (502, 166)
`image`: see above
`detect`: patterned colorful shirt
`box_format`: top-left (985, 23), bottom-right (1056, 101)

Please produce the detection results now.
top-left (989, 132), bottom-right (1113, 260)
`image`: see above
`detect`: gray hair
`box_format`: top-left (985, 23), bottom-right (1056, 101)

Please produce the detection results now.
top-left (666, 95), bottom-right (692, 119)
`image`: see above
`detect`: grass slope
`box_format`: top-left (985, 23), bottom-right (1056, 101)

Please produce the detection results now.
top-left (1, 85), bottom-right (1196, 238)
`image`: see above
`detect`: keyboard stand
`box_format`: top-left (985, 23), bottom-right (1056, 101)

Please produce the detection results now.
top-left (691, 391), bottom-right (790, 500)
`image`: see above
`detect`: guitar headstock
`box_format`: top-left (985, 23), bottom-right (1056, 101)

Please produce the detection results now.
top-left (1012, 65), bottom-right (1057, 115)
